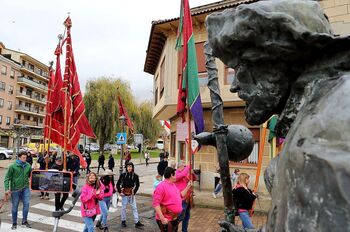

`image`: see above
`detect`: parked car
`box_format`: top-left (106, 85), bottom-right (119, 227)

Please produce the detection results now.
top-left (0, 147), bottom-right (13, 160)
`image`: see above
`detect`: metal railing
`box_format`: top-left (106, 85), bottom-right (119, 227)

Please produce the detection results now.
top-left (17, 77), bottom-right (48, 91)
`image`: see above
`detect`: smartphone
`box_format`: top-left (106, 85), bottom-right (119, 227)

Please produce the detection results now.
top-left (30, 170), bottom-right (73, 193)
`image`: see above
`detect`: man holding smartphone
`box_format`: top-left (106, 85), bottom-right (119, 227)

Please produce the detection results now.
top-left (4, 151), bottom-right (32, 230)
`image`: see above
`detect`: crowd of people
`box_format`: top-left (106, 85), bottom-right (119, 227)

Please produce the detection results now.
top-left (3, 148), bottom-right (257, 231)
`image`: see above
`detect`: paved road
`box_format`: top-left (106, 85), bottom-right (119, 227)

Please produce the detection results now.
top-left (0, 162), bottom-right (158, 232)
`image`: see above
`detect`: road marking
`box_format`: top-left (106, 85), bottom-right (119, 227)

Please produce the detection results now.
top-left (32, 203), bottom-right (82, 217)
top-left (10, 211), bottom-right (84, 232)
top-left (48, 199), bottom-right (120, 212)
top-left (0, 222), bottom-right (43, 232)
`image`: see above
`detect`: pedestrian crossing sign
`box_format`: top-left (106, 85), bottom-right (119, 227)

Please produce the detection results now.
top-left (116, 132), bottom-right (127, 144)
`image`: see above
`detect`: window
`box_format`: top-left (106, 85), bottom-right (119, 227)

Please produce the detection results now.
top-left (170, 132), bottom-right (176, 158)
top-left (159, 58), bottom-right (165, 99)
top-left (225, 67), bottom-right (235, 85)
top-left (22, 60), bottom-right (26, 67)
top-left (1, 65), bottom-right (7, 75)
top-left (0, 115), bottom-right (2, 124)
top-left (154, 88), bottom-right (158, 105)
top-left (7, 101), bottom-right (12, 110)
top-left (177, 41), bottom-right (208, 88)
top-left (28, 63), bottom-right (34, 71)
top-left (0, 81), bottom-right (5, 91)
top-left (10, 69), bottom-right (15, 79)
top-left (0, 98), bottom-right (4, 108)
top-left (8, 85), bottom-right (13, 95)
top-left (6, 117), bottom-right (10, 125)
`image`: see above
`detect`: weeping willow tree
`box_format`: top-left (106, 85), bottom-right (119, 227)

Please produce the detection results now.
top-left (134, 101), bottom-right (162, 145)
top-left (84, 77), bottom-right (161, 154)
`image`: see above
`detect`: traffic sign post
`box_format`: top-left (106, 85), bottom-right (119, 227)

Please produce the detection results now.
top-left (116, 133), bottom-right (127, 145)
top-left (185, 137), bottom-right (199, 154)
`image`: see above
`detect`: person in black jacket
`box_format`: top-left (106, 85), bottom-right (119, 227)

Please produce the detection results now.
top-left (85, 152), bottom-right (92, 174)
top-left (108, 154), bottom-right (115, 172)
top-left (157, 156), bottom-right (168, 177)
top-left (51, 156), bottom-right (69, 211)
top-left (232, 173), bottom-right (257, 229)
top-left (37, 153), bottom-right (49, 199)
top-left (97, 153), bottom-right (105, 174)
top-left (116, 162), bottom-right (144, 228)
top-left (67, 154), bottom-right (80, 190)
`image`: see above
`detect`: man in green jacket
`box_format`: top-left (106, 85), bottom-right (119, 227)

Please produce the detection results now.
top-left (4, 151), bottom-right (32, 230)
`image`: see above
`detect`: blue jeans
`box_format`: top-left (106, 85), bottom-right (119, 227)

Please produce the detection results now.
top-left (99, 196), bottom-right (111, 226)
top-left (83, 216), bottom-right (96, 232)
top-left (121, 196), bottom-right (139, 223)
top-left (11, 187), bottom-right (31, 225)
top-left (239, 211), bottom-right (254, 229)
top-left (178, 200), bottom-right (191, 232)
top-left (214, 183), bottom-right (222, 195)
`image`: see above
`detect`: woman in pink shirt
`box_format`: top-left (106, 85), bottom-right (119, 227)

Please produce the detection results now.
top-left (153, 167), bottom-right (192, 232)
top-left (80, 172), bottom-right (104, 232)
top-left (96, 170), bottom-right (116, 230)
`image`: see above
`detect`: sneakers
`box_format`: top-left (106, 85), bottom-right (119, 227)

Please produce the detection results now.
top-left (96, 220), bottom-right (101, 228)
top-left (121, 221), bottom-right (127, 227)
top-left (212, 193), bottom-right (217, 199)
top-left (22, 221), bottom-right (32, 228)
top-left (44, 195), bottom-right (50, 200)
top-left (135, 221), bottom-right (144, 228)
top-left (40, 195), bottom-right (44, 199)
top-left (11, 224), bottom-right (17, 230)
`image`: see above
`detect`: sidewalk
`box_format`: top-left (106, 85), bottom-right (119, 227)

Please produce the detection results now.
top-left (0, 157), bottom-right (159, 169)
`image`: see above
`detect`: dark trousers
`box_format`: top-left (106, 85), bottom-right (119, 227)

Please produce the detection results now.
top-left (156, 220), bottom-right (179, 232)
top-left (40, 192), bottom-right (49, 197)
top-left (109, 167), bottom-right (113, 172)
top-left (86, 163), bottom-right (91, 174)
top-left (97, 164), bottom-right (105, 174)
top-left (55, 193), bottom-right (69, 211)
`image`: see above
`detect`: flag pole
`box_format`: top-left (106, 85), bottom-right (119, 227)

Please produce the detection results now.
top-left (44, 63), bottom-right (53, 170)
top-left (62, 23), bottom-right (70, 171)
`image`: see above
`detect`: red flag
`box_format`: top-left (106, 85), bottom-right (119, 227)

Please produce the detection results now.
top-left (117, 96), bottom-right (134, 132)
top-left (44, 44), bottom-right (65, 147)
top-left (61, 17), bottom-right (95, 167)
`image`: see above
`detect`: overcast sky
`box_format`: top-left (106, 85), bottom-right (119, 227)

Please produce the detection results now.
top-left (0, 0), bottom-right (216, 102)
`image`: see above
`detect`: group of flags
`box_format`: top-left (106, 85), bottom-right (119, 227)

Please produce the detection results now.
top-left (44, 17), bottom-right (134, 168)
top-left (44, 0), bottom-right (202, 169)
top-left (44, 17), bottom-right (95, 168)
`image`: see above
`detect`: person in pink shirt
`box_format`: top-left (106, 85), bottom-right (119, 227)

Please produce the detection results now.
top-left (80, 172), bottom-right (104, 232)
top-left (153, 167), bottom-right (192, 232)
top-left (175, 161), bottom-right (193, 232)
top-left (96, 170), bottom-right (116, 230)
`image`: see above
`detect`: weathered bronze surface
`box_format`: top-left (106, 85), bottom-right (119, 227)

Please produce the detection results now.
top-left (206, 0), bottom-right (350, 231)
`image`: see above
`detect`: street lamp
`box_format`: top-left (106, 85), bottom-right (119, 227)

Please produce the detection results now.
top-left (119, 115), bottom-right (126, 175)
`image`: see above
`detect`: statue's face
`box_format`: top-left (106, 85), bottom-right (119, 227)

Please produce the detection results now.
top-left (230, 62), bottom-right (290, 125)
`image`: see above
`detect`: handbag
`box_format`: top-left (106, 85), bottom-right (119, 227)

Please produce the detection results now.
top-left (112, 193), bottom-right (118, 208)
top-left (83, 204), bottom-right (97, 217)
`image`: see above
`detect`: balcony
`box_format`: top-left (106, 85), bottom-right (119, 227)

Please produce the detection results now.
top-left (15, 104), bottom-right (46, 117)
top-left (17, 76), bottom-right (48, 93)
top-left (13, 119), bottom-right (43, 128)
top-left (16, 91), bottom-right (46, 105)
top-left (20, 65), bottom-right (48, 81)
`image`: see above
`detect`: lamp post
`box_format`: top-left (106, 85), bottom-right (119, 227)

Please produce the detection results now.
top-left (119, 115), bottom-right (126, 175)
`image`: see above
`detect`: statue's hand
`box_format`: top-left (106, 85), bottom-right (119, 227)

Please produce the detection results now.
top-left (219, 221), bottom-right (262, 232)
top-left (219, 221), bottom-right (246, 232)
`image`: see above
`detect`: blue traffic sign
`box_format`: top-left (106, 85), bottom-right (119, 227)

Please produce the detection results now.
top-left (116, 133), bottom-right (127, 145)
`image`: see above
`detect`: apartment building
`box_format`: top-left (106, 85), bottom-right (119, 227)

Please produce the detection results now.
top-left (0, 42), bottom-right (48, 148)
top-left (144, 0), bottom-right (270, 191)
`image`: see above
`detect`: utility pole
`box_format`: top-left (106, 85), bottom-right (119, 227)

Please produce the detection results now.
top-left (119, 115), bottom-right (126, 175)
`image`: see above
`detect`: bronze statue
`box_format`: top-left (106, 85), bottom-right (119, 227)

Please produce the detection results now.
top-left (205, 0), bottom-right (350, 231)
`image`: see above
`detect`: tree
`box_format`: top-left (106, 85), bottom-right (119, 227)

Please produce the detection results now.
top-left (84, 77), bottom-right (161, 154)
top-left (134, 101), bottom-right (162, 145)
top-left (84, 77), bottom-right (134, 154)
